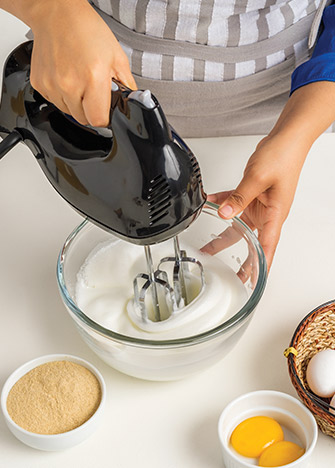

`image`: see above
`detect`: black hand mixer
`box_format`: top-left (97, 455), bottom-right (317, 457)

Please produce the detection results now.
top-left (0, 41), bottom-right (207, 323)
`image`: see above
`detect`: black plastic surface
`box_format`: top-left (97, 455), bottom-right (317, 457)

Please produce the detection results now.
top-left (0, 41), bottom-right (206, 244)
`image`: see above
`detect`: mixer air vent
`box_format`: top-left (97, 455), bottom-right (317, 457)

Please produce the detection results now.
top-left (189, 154), bottom-right (203, 187)
top-left (189, 154), bottom-right (201, 177)
top-left (147, 175), bottom-right (172, 225)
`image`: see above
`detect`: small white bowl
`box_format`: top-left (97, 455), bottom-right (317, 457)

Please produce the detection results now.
top-left (218, 390), bottom-right (318, 468)
top-left (1, 354), bottom-right (106, 451)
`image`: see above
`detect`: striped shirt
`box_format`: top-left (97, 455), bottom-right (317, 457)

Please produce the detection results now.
top-left (91, 0), bottom-right (324, 81)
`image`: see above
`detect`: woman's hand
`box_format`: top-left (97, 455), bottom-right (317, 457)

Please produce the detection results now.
top-left (209, 81), bottom-right (335, 271)
top-left (208, 135), bottom-right (308, 271)
top-left (13, 0), bottom-right (137, 127)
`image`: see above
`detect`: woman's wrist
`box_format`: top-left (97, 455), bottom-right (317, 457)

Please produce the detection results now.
top-left (254, 131), bottom-right (310, 181)
top-left (267, 126), bottom-right (313, 162)
top-left (269, 81), bottom-right (335, 150)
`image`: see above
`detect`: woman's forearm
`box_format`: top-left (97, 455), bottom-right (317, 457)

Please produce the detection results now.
top-left (269, 81), bottom-right (335, 152)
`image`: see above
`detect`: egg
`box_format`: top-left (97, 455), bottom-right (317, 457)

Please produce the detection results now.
top-left (230, 416), bottom-right (284, 458)
top-left (306, 349), bottom-right (335, 398)
top-left (258, 440), bottom-right (305, 467)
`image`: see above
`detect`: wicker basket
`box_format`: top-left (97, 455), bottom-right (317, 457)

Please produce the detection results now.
top-left (285, 300), bottom-right (335, 438)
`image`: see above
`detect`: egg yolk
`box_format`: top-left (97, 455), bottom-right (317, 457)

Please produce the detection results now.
top-left (258, 440), bottom-right (305, 466)
top-left (230, 416), bottom-right (284, 458)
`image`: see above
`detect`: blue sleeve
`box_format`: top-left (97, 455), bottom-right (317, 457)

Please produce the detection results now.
top-left (290, 5), bottom-right (335, 95)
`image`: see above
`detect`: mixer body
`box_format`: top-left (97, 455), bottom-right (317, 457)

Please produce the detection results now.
top-left (0, 41), bottom-right (206, 245)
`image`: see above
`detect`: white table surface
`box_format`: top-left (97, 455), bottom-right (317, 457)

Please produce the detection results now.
top-left (1, 9), bottom-right (335, 468)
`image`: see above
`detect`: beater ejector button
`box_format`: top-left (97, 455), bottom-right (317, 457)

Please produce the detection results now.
top-left (128, 90), bottom-right (156, 109)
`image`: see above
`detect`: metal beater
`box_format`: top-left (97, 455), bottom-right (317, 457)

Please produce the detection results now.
top-left (133, 236), bottom-right (205, 324)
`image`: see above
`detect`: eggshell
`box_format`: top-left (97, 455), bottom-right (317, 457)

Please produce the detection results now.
top-left (306, 349), bottom-right (335, 398)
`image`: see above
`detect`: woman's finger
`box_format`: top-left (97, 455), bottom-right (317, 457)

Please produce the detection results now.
top-left (217, 171), bottom-right (270, 220)
top-left (257, 218), bottom-right (282, 271)
top-left (116, 69), bottom-right (138, 90)
top-left (207, 191), bottom-right (232, 205)
top-left (45, 93), bottom-right (72, 116)
top-left (82, 75), bottom-right (112, 127)
top-left (63, 94), bottom-right (89, 126)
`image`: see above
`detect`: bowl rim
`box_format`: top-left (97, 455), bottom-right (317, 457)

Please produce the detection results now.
top-left (217, 390), bottom-right (318, 468)
top-left (56, 202), bottom-right (267, 348)
top-left (1, 354), bottom-right (106, 440)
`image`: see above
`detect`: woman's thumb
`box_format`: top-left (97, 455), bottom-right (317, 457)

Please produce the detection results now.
top-left (218, 191), bottom-right (247, 218)
top-left (217, 171), bottom-right (263, 219)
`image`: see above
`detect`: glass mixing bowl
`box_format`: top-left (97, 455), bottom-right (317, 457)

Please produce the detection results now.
top-left (57, 202), bottom-right (267, 381)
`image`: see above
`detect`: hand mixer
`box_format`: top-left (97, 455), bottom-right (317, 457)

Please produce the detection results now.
top-left (0, 41), bottom-right (207, 324)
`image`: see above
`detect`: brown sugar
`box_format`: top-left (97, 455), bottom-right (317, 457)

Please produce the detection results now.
top-left (6, 360), bottom-right (102, 435)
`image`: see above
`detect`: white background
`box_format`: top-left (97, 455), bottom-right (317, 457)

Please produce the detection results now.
top-left (0, 8), bottom-right (335, 468)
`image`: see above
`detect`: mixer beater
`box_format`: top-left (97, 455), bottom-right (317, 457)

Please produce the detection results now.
top-left (133, 235), bottom-right (205, 325)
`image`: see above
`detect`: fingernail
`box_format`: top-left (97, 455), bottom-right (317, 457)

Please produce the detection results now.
top-left (207, 194), bottom-right (215, 201)
top-left (219, 204), bottom-right (234, 218)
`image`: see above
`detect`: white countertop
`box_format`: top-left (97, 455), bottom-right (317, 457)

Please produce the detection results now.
top-left (0, 9), bottom-right (335, 468)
